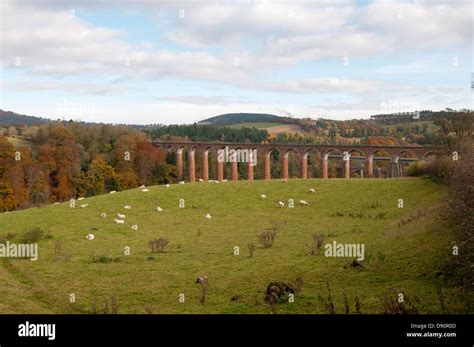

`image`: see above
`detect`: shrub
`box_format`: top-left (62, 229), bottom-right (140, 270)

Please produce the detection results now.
top-left (247, 242), bottom-right (256, 257)
top-left (20, 227), bottom-right (44, 243)
top-left (149, 237), bottom-right (169, 253)
top-left (408, 156), bottom-right (454, 183)
top-left (92, 255), bottom-right (121, 263)
top-left (259, 230), bottom-right (276, 248)
top-left (310, 233), bottom-right (324, 255)
top-left (0, 232), bottom-right (15, 243)
top-left (443, 147), bottom-right (474, 288)
top-left (380, 291), bottom-right (419, 314)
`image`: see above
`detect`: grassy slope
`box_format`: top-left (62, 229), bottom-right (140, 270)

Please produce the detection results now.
top-left (228, 122), bottom-right (285, 129)
top-left (0, 179), bottom-right (460, 314)
top-left (382, 121), bottom-right (439, 133)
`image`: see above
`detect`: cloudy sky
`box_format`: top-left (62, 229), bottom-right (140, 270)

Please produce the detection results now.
top-left (0, 0), bottom-right (472, 124)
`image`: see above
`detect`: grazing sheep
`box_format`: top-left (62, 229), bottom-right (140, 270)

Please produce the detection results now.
top-left (222, 179), bottom-right (227, 182)
top-left (205, 213), bottom-right (211, 219)
top-left (278, 201), bottom-right (285, 208)
top-left (156, 206), bottom-right (163, 212)
top-left (114, 219), bottom-right (125, 224)
top-left (299, 200), bottom-right (309, 206)
top-left (124, 205), bottom-right (131, 209)
top-left (165, 184), bottom-right (170, 188)
top-left (100, 213), bottom-right (107, 218)
top-left (139, 184), bottom-right (146, 189)
top-left (282, 179), bottom-right (288, 183)
top-left (80, 204), bottom-right (88, 208)
top-left (77, 197), bottom-right (85, 201)
top-left (117, 213), bottom-right (126, 219)
top-left (142, 188), bottom-right (149, 192)
top-left (260, 194), bottom-right (267, 199)
top-left (179, 181), bottom-right (185, 184)
top-left (309, 188), bottom-right (315, 193)
top-left (199, 178), bottom-right (204, 182)
top-left (54, 202), bottom-right (60, 205)
top-left (109, 190), bottom-right (116, 194)
top-left (131, 224), bottom-right (138, 230)
top-left (86, 234), bottom-right (95, 240)
top-left (215, 180), bottom-right (220, 184)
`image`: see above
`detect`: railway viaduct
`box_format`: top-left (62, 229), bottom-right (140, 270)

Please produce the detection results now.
top-left (152, 142), bottom-right (439, 182)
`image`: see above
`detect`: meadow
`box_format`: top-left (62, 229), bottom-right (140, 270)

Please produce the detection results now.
top-left (0, 178), bottom-right (463, 314)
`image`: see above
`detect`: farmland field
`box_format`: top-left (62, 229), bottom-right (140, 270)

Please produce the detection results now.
top-left (0, 178), bottom-right (465, 314)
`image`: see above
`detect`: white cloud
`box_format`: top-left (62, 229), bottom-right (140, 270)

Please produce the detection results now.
top-left (0, 0), bottom-right (471, 122)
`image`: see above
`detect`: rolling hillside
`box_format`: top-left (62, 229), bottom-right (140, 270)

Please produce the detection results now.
top-left (0, 178), bottom-right (464, 314)
top-left (0, 110), bottom-right (52, 126)
top-left (199, 113), bottom-right (283, 126)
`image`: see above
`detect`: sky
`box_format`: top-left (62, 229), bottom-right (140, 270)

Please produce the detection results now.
top-left (0, 0), bottom-right (472, 124)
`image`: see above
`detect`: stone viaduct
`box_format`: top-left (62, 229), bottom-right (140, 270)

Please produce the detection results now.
top-left (152, 141), bottom-right (439, 182)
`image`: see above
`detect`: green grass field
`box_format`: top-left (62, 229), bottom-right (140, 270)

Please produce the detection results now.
top-left (0, 178), bottom-right (464, 314)
top-left (382, 121), bottom-right (440, 133)
top-left (228, 122), bottom-right (285, 129)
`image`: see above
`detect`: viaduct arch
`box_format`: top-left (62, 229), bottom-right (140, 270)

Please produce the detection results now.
top-left (152, 142), bottom-right (440, 182)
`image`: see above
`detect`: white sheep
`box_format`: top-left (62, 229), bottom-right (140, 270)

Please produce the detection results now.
top-left (117, 213), bottom-right (126, 219)
top-left (142, 188), bottom-right (149, 192)
top-left (110, 190), bottom-right (116, 194)
top-left (278, 201), bottom-right (285, 208)
top-left (114, 219), bottom-right (124, 224)
top-left (156, 206), bottom-right (163, 212)
top-left (309, 188), bottom-right (315, 193)
top-left (77, 197), bottom-right (85, 201)
top-left (165, 184), bottom-right (170, 188)
top-left (222, 179), bottom-right (227, 182)
top-left (199, 178), bottom-right (204, 182)
top-left (100, 213), bottom-right (107, 218)
top-left (86, 234), bottom-right (95, 240)
top-left (80, 204), bottom-right (88, 208)
top-left (124, 205), bottom-right (131, 209)
top-left (139, 184), bottom-right (146, 189)
top-left (260, 194), bottom-right (267, 199)
top-left (205, 213), bottom-right (211, 219)
top-left (54, 202), bottom-right (60, 205)
top-left (131, 224), bottom-right (138, 230)
top-left (299, 200), bottom-right (309, 206)
top-left (179, 181), bottom-right (185, 184)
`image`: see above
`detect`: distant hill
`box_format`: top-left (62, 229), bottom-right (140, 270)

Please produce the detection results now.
top-left (0, 109), bottom-right (52, 126)
top-left (199, 113), bottom-right (283, 126)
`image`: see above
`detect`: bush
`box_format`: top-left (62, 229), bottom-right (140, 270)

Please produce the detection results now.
top-left (149, 238), bottom-right (169, 253)
top-left (0, 232), bottom-right (16, 243)
top-left (20, 227), bottom-right (44, 243)
top-left (92, 255), bottom-right (121, 263)
top-left (310, 233), bottom-right (324, 255)
top-left (407, 156), bottom-right (454, 183)
top-left (259, 230), bottom-right (276, 248)
top-left (443, 147), bottom-right (474, 288)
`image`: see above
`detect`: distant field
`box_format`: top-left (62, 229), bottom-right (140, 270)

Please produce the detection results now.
top-left (382, 121), bottom-right (439, 133)
top-left (228, 122), bottom-right (305, 135)
top-left (0, 179), bottom-right (465, 314)
top-left (228, 122), bottom-right (285, 129)
top-left (6, 136), bottom-right (35, 148)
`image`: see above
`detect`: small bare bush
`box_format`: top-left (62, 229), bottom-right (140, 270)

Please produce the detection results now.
top-left (259, 230), bottom-right (276, 248)
top-left (20, 227), bottom-right (44, 243)
top-left (311, 233), bottom-right (324, 255)
top-left (149, 237), bottom-right (169, 253)
top-left (247, 242), bottom-right (256, 257)
top-left (380, 291), bottom-right (419, 314)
